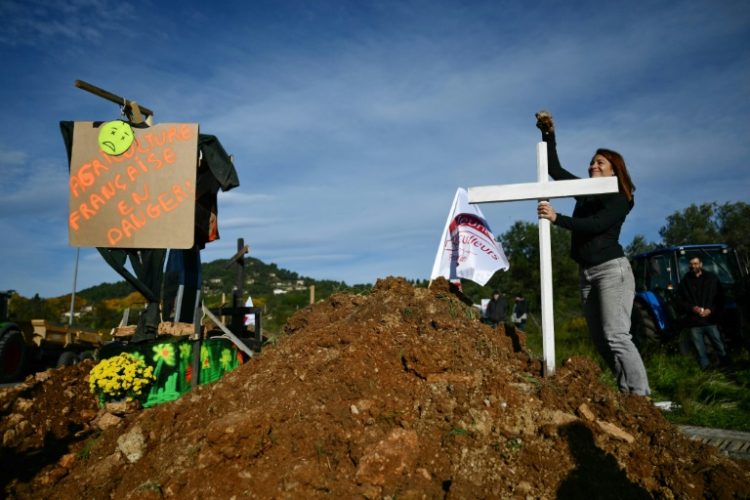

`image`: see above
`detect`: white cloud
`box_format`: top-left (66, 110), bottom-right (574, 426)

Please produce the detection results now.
top-left (1, 0), bottom-right (748, 296)
top-left (0, 145), bottom-right (27, 166)
top-left (0, 0), bottom-right (137, 46)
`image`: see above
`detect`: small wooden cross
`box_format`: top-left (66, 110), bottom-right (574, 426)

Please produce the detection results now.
top-left (469, 142), bottom-right (618, 376)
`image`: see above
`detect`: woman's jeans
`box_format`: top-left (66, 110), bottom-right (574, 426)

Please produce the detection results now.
top-left (580, 257), bottom-right (651, 396)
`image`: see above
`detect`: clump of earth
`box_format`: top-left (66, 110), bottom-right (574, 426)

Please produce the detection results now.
top-left (2, 277), bottom-right (748, 499)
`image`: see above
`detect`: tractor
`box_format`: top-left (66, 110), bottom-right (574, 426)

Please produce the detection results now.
top-left (630, 244), bottom-right (749, 353)
top-left (0, 291), bottom-right (114, 383)
top-left (0, 291), bottom-right (27, 382)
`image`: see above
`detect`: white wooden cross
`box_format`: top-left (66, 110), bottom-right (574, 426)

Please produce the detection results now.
top-left (468, 142), bottom-right (618, 376)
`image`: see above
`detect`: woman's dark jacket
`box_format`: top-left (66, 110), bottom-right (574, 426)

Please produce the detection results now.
top-left (541, 131), bottom-right (632, 267)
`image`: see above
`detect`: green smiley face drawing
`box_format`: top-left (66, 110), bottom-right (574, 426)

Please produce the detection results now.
top-left (98, 120), bottom-right (134, 155)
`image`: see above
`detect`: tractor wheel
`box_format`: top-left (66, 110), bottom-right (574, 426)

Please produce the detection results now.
top-left (631, 301), bottom-right (659, 354)
top-left (57, 351), bottom-right (79, 368)
top-left (0, 328), bottom-right (28, 383)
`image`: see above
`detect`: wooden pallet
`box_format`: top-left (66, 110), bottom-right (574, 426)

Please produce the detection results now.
top-left (31, 319), bottom-right (111, 348)
top-left (679, 425), bottom-right (750, 460)
top-left (111, 322), bottom-right (199, 338)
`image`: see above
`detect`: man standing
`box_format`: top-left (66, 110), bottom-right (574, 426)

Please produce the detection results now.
top-left (677, 256), bottom-right (729, 369)
top-left (511, 296), bottom-right (528, 331)
top-left (485, 290), bottom-right (507, 328)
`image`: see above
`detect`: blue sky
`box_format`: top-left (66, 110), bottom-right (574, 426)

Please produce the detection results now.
top-left (1, 0), bottom-right (748, 298)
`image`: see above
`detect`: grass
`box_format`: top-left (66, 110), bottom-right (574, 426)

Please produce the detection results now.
top-left (523, 314), bottom-right (750, 432)
top-left (75, 433), bottom-right (101, 460)
top-left (442, 427), bottom-right (471, 447)
top-left (647, 351), bottom-right (750, 431)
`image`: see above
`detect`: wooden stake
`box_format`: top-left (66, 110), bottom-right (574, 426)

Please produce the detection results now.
top-left (74, 80), bottom-right (155, 120)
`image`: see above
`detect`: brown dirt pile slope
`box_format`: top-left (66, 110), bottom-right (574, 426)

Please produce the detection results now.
top-left (3, 277), bottom-right (749, 499)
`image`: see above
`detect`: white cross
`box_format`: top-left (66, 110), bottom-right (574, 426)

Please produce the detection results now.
top-left (468, 142), bottom-right (618, 376)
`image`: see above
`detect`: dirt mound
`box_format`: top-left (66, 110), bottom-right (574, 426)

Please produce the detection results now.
top-left (3, 277), bottom-right (749, 498)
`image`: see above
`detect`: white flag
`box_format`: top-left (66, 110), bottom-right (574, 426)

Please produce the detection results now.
top-left (430, 188), bottom-right (509, 286)
top-left (243, 296), bottom-right (255, 326)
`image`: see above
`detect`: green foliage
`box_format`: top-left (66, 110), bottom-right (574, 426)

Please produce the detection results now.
top-left (202, 257), bottom-right (302, 296)
top-left (137, 482), bottom-right (163, 493)
top-left (75, 434), bottom-right (100, 460)
top-left (90, 302), bottom-right (123, 329)
top-left (647, 351), bottom-right (750, 431)
top-left (715, 201), bottom-right (750, 260)
top-left (659, 202), bottom-right (722, 245)
top-left (8, 293), bottom-right (64, 323)
top-left (78, 281), bottom-right (136, 301)
top-left (505, 437), bottom-right (523, 452)
top-left (616, 201), bottom-right (750, 266)
top-left (658, 201), bottom-right (750, 258)
top-left (625, 234), bottom-right (659, 257)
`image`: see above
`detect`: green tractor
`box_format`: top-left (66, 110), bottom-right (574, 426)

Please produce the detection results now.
top-left (0, 291), bottom-right (110, 382)
top-left (0, 291), bottom-right (28, 383)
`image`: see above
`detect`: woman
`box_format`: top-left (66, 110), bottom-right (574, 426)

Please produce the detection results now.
top-left (535, 111), bottom-right (650, 396)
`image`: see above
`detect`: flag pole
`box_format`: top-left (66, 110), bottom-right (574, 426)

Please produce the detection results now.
top-left (429, 188), bottom-right (461, 285)
top-left (69, 247), bottom-right (80, 327)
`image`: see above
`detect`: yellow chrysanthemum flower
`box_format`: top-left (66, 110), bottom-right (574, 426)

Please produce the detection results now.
top-left (89, 352), bottom-right (157, 403)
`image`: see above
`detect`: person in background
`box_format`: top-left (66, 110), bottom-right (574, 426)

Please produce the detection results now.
top-left (677, 256), bottom-right (729, 369)
top-left (511, 296), bottom-right (528, 331)
top-left (485, 290), bottom-right (508, 328)
top-left (535, 110), bottom-right (650, 396)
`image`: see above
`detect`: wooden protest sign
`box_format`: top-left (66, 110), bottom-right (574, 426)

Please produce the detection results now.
top-left (68, 122), bottom-right (199, 249)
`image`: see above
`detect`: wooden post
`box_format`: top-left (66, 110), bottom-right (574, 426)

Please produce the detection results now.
top-left (225, 238), bottom-right (249, 336)
top-left (74, 80), bottom-right (155, 120)
top-left (221, 292), bottom-right (226, 324)
top-left (309, 285), bottom-right (315, 305)
top-left (191, 295), bottom-right (202, 389)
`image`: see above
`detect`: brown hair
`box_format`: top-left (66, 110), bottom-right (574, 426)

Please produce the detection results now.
top-left (594, 148), bottom-right (635, 202)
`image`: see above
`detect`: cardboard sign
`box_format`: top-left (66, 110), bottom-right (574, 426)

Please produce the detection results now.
top-left (69, 122), bottom-right (199, 249)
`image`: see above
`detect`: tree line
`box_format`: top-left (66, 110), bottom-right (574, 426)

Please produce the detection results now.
top-left (460, 201), bottom-right (750, 323)
top-left (626, 202), bottom-right (749, 265)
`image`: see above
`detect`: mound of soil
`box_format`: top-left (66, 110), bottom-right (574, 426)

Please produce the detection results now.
top-left (2, 277), bottom-right (749, 499)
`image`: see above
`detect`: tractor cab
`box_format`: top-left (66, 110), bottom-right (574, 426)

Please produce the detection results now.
top-left (630, 244), bottom-right (748, 351)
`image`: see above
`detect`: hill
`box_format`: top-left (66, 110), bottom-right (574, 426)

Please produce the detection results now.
top-left (11, 256), bottom-right (377, 333)
top-left (77, 256), bottom-right (369, 302)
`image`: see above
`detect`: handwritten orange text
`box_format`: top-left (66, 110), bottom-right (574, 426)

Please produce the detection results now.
top-left (106, 181), bottom-right (193, 245)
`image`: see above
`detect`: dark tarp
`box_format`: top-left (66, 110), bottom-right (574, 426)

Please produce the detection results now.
top-left (162, 248), bottom-right (202, 323)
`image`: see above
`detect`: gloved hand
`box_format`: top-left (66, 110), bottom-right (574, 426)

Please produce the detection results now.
top-left (535, 110), bottom-right (555, 134)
